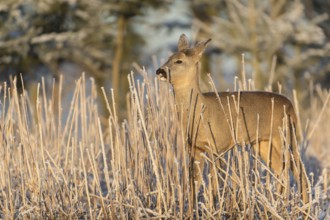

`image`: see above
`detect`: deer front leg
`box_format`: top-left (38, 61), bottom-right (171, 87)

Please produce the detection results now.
top-left (189, 146), bottom-right (205, 216)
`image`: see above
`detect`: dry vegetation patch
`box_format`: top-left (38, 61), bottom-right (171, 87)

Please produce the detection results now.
top-left (0, 73), bottom-right (329, 219)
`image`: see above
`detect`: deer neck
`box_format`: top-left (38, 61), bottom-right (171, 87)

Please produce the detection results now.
top-left (172, 66), bottom-right (202, 108)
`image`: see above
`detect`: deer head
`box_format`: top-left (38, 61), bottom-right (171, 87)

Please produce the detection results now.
top-left (156, 34), bottom-right (211, 87)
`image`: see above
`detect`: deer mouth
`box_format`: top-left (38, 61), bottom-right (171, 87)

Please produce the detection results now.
top-left (156, 68), bottom-right (169, 81)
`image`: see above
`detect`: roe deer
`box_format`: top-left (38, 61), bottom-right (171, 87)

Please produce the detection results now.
top-left (156, 34), bottom-right (310, 204)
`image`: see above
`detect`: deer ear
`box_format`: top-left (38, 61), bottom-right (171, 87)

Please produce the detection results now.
top-left (194, 38), bottom-right (211, 60)
top-left (178, 34), bottom-right (190, 51)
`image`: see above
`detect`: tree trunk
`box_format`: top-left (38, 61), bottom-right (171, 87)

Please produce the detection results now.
top-left (112, 15), bottom-right (126, 112)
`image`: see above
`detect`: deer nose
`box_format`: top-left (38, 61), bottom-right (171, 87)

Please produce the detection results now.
top-left (156, 68), bottom-right (165, 76)
top-left (156, 68), bottom-right (167, 80)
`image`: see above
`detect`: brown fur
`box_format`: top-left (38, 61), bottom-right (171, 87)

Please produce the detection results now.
top-left (156, 34), bottom-right (310, 204)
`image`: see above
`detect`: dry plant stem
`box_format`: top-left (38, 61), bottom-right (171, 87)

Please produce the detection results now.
top-left (293, 90), bottom-right (304, 143)
top-left (19, 144), bottom-right (26, 208)
top-left (237, 143), bottom-right (247, 214)
top-left (37, 100), bottom-right (46, 168)
top-left (179, 100), bottom-right (191, 214)
top-left (266, 98), bottom-right (274, 191)
top-left (219, 151), bottom-right (232, 213)
top-left (63, 80), bottom-right (80, 168)
top-left (100, 87), bottom-right (115, 192)
top-left (98, 116), bottom-right (111, 195)
top-left (19, 86), bottom-right (33, 179)
top-left (79, 142), bottom-right (93, 218)
top-left (80, 76), bottom-right (88, 150)
top-left (128, 74), bottom-right (167, 214)
top-left (57, 75), bottom-right (63, 159)
top-left (86, 148), bottom-right (108, 218)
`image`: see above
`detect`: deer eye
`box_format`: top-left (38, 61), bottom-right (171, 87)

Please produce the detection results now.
top-left (175, 60), bottom-right (183, 64)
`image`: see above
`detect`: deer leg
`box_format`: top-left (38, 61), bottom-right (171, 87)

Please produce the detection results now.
top-left (255, 140), bottom-right (283, 174)
top-left (211, 154), bottom-right (221, 203)
top-left (290, 140), bottom-right (310, 204)
top-left (255, 140), bottom-right (286, 195)
top-left (189, 147), bottom-right (205, 215)
top-left (191, 148), bottom-right (205, 195)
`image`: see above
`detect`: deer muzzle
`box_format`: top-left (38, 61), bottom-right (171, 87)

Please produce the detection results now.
top-left (156, 68), bottom-right (169, 81)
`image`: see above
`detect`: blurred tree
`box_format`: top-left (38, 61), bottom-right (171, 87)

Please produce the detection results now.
top-left (109, 0), bottom-right (171, 113)
top-left (0, 0), bottom-right (112, 83)
top-left (304, 0), bottom-right (330, 87)
top-left (193, 0), bottom-right (330, 97)
top-left (190, 0), bottom-right (224, 92)
top-left (0, 0), bottom-right (170, 118)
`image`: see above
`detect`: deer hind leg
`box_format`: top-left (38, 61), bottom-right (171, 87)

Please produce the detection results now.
top-left (255, 140), bottom-right (283, 174)
top-left (254, 140), bottom-right (287, 196)
top-left (256, 138), bottom-right (310, 204)
top-left (290, 140), bottom-right (310, 204)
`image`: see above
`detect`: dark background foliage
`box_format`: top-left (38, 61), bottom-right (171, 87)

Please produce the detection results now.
top-left (0, 0), bottom-right (329, 116)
